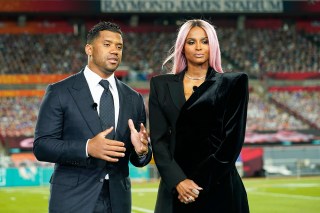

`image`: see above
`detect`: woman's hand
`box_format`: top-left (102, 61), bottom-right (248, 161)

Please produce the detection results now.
top-left (176, 179), bottom-right (203, 204)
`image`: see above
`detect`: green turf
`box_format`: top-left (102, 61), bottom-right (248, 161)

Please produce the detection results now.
top-left (244, 177), bottom-right (320, 213)
top-left (0, 177), bottom-right (319, 213)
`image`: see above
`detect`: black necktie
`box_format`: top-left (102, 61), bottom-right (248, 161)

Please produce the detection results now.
top-left (99, 80), bottom-right (115, 139)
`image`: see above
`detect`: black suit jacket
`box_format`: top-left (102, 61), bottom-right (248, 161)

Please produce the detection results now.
top-left (34, 70), bottom-right (152, 213)
top-left (149, 68), bottom-right (249, 213)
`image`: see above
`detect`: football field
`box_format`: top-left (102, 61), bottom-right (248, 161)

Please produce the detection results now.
top-left (0, 176), bottom-right (319, 213)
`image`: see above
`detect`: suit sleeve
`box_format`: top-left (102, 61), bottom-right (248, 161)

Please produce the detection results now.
top-left (130, 93), bottom-right (152, 167)
top-left (149, 77), bottom-right (187, 191)
top-left (33, 84), bottom-right (88, 166)
top-left (192, 73), bottom-right (249, 187)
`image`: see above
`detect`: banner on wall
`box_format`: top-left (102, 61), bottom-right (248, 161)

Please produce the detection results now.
top-left (101, 0), bottom-right (283, 13)
top-left (0, 166), bottom-right (150, 187)
top-left (3, 136), bottom-right (34, 152)
top-left (0, 168), bottom-right (6, 186)
top-left (0, 0), bottom-right (99, 13)
top-left (0, 74), bottom-right (70, 84)
top-left (0, 0), bottom-right (319, 14)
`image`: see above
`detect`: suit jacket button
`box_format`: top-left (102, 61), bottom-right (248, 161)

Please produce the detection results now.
top-left (99, 178), bottom-right (104, 183)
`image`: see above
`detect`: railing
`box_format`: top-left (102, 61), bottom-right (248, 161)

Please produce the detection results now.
top-left (264, 158), bottom-right (320, 178)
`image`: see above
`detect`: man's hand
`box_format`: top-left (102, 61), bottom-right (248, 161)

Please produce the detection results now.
top-left (128, 119), bottom-right (149, 156)
top-left (176, 179), bottom-right (203, 204)
top-left (87, 127), bottom-right (126, 162)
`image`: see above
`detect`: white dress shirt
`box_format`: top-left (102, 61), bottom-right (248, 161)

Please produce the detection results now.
top-left (83, 66), bottom-right (147, 179)
top-left (84, 66), bottom-right (120, 179)
top-left (84, 66), bottom-right (120, 128)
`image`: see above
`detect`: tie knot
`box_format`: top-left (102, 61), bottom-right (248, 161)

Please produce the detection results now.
top-left (99, 80), bottom-right (110, 91)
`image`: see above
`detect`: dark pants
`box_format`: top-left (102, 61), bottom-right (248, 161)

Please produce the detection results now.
top-left (93, 180), bottom-right (112, 213)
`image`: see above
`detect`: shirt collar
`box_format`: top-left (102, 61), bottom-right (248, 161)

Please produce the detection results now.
top-left (84, 66), bottom-right (117, 89)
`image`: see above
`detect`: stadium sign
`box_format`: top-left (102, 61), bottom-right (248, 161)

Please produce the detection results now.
top-left (101, 0), bottom-right (283, 13)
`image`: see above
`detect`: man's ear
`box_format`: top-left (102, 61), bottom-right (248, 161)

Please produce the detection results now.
top-left (85, 44), bottom-right (92, 56)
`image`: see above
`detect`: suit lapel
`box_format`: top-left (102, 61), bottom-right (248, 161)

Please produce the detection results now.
top-left (115, 79), bottom-right (131, 141)
top-left (168, 72), bottom-right (185, 111)
top-left (68, 71), bottom-right (102, 136)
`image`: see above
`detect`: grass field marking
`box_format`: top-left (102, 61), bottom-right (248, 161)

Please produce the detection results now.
top-left (1, 187), bottom-right (48, 195)
top-left (250, 191), bottom-right (320, 200)
top-left (271, 183), bottom-right (320, 188)
top-left (132, 188), bottom-right (158, 193)
top-left (132, 206), bottom-right (154, 213)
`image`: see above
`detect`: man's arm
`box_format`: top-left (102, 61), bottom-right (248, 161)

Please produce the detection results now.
top-left (33, 84), bottom-right (88, 166)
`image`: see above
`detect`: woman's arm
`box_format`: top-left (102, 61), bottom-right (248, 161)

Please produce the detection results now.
top-left (191, 73), bottom-right (249, 187)
top-left (149, 77), bottom-right (187, 191)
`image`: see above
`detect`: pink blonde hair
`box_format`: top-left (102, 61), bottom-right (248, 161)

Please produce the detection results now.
top-left (163, 19), bottom-right (223, 74)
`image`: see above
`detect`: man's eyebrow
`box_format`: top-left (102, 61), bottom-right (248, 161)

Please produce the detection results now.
top-left (103, 39), bottom-right (123, 45)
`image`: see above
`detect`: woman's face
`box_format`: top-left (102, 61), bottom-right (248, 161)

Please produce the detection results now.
top-left (184, 26), bottom-right (210, 67)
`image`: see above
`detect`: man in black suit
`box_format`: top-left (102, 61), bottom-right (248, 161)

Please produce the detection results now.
top-left (34, 21), bottom-right (152, 213)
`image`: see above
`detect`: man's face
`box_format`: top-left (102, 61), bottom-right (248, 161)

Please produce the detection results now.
top-left (86, 30), bottom-right (123, 78)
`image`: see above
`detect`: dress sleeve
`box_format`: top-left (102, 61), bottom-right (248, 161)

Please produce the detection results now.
top-left (192, 73), bottom-right (249, 187)
top-left (149, 77), bottom-right (187, 191)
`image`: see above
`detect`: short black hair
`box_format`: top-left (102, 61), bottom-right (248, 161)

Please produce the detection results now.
top-left (87, 21), bottom-right (122, 44)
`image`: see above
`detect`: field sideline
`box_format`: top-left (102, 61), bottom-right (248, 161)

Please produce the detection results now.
top-left (0, 176), bottom-right (319, 213)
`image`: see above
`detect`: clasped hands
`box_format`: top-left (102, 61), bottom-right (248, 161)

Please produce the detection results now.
top-left (87, 119), bottom-right (149, 162)
top-left (176, 179), bottom-right (203, 204)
